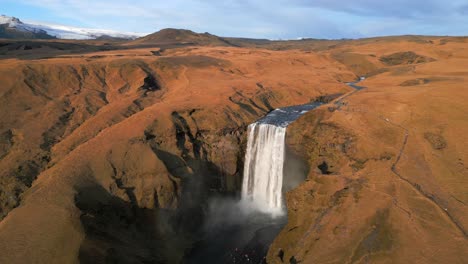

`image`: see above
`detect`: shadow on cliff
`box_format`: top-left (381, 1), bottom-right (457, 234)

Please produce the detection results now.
top-left (149, 146), bottom-right (235, 234)
top-left (75, 183), bottom-right (166, 264)
top-left (75, 157), bottom-right (231, 264)
top-left (283, 145), bottom-right (310, 193)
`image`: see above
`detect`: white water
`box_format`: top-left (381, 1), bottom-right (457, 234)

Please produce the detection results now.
top-left (241, 123), bottom-right (286, 216)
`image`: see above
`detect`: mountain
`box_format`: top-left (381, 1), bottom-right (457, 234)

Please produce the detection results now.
top-left (0, 15), bottom-right (55, 39)
top-left (0, 15), bottom-right (144, 40)
top-left (130, 28), bottom-right (234, 46)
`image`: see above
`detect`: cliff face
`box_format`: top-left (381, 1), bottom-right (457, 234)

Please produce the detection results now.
top-left (267, 40), bottom-right (468, 263)
top-left (0, 46), bottom-right (351, 262)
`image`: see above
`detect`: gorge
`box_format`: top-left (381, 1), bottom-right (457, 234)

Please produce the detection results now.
top-left (187, 94), bottom-right (348, 263)
top-left (0, 32), bottom-right (467, 264)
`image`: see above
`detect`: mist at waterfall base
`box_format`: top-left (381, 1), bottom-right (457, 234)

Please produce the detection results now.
top-left (185, 103), bottom-right (320, 263)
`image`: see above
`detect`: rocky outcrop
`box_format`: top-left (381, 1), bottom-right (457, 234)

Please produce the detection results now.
top-left (380, 51), bottom-right (435, 66)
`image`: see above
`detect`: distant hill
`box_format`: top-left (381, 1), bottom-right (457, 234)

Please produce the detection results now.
top-left (130, 28), bottom-right (234, 46)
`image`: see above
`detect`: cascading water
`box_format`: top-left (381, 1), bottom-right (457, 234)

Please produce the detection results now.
top-left (241, 123), bottom-right (286, 215)
top-left (241, 101), bottom-right (322, 216)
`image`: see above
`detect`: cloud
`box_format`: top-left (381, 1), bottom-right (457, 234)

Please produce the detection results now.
top-left (6, 0), bottom-right (468, 39)
top-left (285, 0), bottom-right (449, 18)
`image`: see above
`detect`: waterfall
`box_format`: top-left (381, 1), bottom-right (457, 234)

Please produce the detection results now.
top-left (241, 123), bottom-right (286, 215)
top-left (240, 102), bottom-right (324, 216)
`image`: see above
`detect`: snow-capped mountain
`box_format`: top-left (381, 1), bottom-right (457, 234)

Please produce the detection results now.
top-left (0, 15), bottom-right (146, 40)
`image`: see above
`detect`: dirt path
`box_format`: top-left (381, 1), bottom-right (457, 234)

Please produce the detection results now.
top-left (336, 79), bottom-right (467, 238)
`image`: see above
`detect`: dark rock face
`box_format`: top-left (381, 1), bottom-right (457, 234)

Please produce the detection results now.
top-left (424, 132), bottom-right (447, 150)
top-left (399, 76), bottom-right (459, 86)
top-left (0, 129), bottom-right (13, 159)
top-left (317, 161), bottom-right (332, 175)
top-left (380, 51), bottom-right (435, 66)
top-left (141, 75), bottom-right (161, 92)
top-left (399, 78), bottom-right (431, 86)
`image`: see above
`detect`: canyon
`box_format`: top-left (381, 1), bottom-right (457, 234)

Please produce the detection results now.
top-left (0, 31), bottom-right (467, 263)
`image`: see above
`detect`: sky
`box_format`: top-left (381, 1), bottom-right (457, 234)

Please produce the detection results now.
top-left (1, 0), bottom-right (468, 39)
